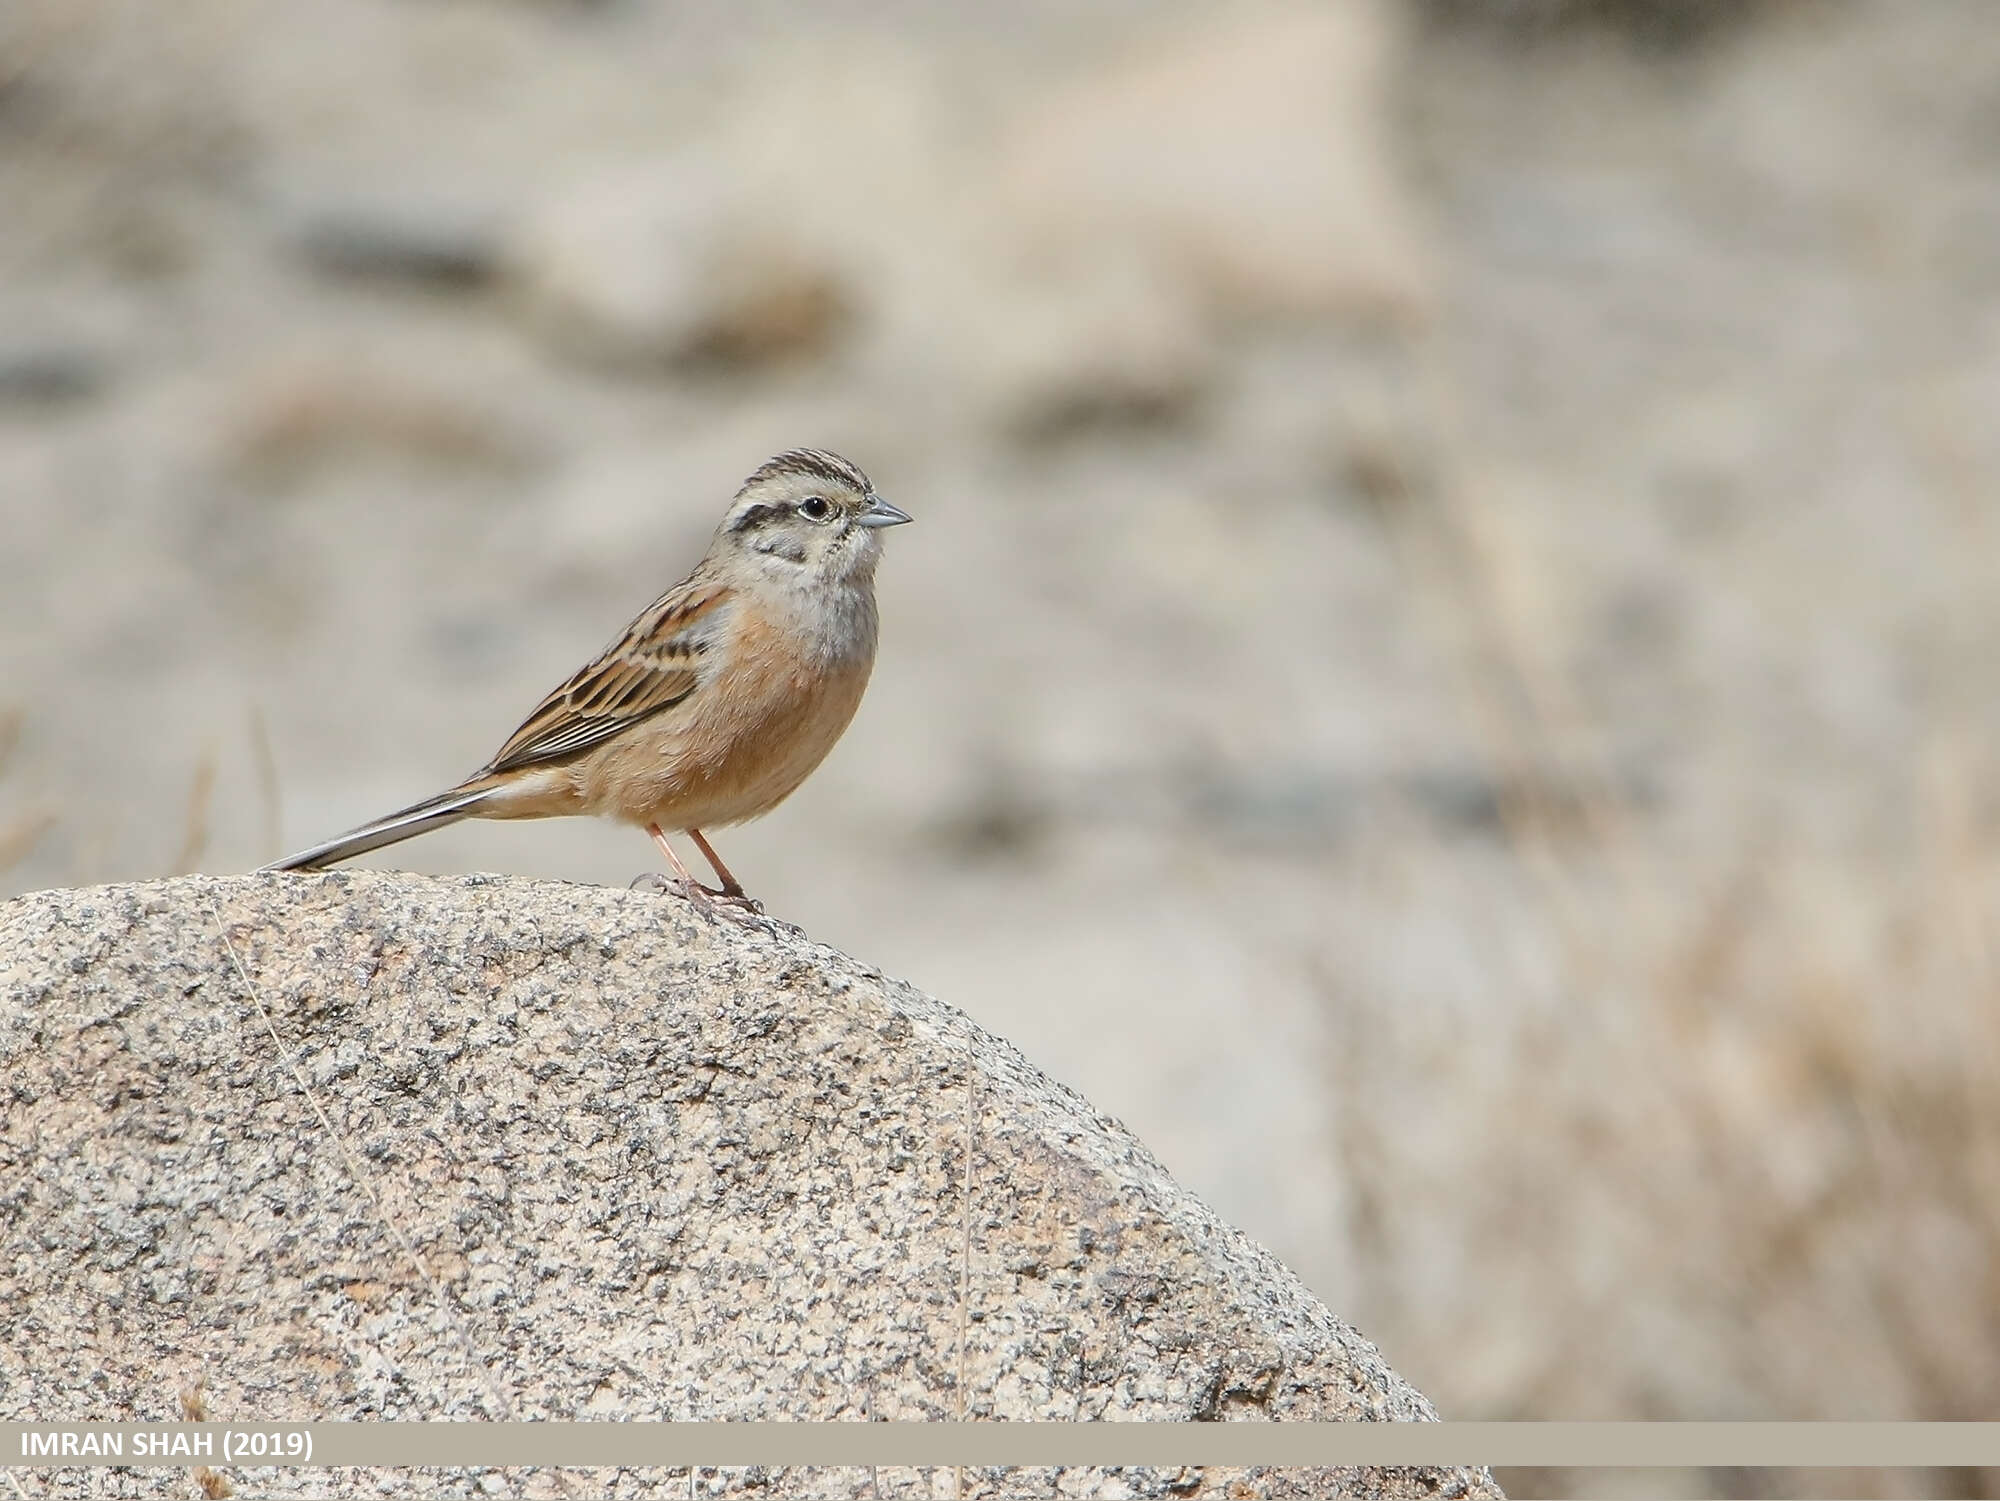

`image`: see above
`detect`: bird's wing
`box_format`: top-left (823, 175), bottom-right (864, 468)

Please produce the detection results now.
top-left (481, 579), bottom-right (730, 775)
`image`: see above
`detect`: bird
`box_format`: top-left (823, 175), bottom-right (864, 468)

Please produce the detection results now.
top-left (262, 448), bottom-right (911, 915)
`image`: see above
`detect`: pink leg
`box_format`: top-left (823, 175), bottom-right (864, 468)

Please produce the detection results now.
top-left (645, 824), bottom-right (715, 911)
top-left (687, 828), bottom-right (764, 915)
top-left (687, 828), bottom-right (746, 898)
top-left (645, 824), bottom-right (760, 922)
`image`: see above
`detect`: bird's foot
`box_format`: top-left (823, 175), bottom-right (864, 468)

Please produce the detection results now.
top-left (700, 884), bottom-right (765, 917)
top-left (628, 871), bottom-right (766, 924)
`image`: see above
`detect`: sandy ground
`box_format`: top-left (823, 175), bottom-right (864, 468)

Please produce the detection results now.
top-left (6, 2), bottom-right (2000, 1493)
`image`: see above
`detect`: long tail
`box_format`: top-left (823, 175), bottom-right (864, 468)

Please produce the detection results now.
top-left (261, 785), bottom-right (494, 871)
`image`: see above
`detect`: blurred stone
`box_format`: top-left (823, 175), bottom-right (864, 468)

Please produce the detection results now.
top-left (506, 159), bottom-right (853, 371)
top-left (993, 1), bottom-right (1433, 328)
top-left (1418, 0), bottom-right (1776, 50)
top-left (221, 359), bottom-right (536, 483)
top-left (926, 759), bottom-right (1059, 863)
top-left (0, 872), bottom-right (1500, 1500)
top-left (0, 344), bottom-right (105, 406)
top-left (1338, 428), bottom-right (1433, 518)
top-left (972, 248), bottom-right (1214, 441)
top-left (286, 193), bottom-right (504, 289)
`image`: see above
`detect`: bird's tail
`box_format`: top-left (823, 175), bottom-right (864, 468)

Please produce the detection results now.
top-left (261, 784), bottom-right (494, 871)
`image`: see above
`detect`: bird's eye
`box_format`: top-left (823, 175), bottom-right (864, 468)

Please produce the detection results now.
top-left (798, 496), bottom-right (832, 521)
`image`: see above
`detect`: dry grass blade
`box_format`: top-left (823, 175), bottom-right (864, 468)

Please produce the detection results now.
top-left (0, 707), bottom-right (54, 878)
top-left (0, 812), bottom-right (56, 876)
top-left (248, 703), bottom-right (283, 863)
top-left (174, 747), bottom-right (218, 875)
top-left (0, 707), bottom-right (23, 777)
top-left (955, 1062), bottom-right (979, 1498)
top-left (178, 1383), bottom-right (234, 1498)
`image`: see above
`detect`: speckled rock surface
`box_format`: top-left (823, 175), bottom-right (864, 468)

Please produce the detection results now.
top-left (0, 873), bottom-right (1498, 1500)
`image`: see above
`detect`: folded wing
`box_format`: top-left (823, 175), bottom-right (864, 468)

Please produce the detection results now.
top-left (482, 581), bottom-right (729, 774)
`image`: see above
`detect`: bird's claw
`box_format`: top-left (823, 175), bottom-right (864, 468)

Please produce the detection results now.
top-left (702, 886), bottom-right (765, 916)
top-left (629, 871), bottom-right (766, 925)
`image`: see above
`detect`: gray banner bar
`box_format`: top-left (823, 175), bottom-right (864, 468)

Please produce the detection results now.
top-left (7, 1423), bottom-right (2000, 1469)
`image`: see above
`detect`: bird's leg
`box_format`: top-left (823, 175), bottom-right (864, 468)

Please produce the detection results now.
top-left (688, 829), bottom-right (764, 914)
top-left (644, 824), bottom-right (717, 913)
top-left (643, 824), bottom-right (761, 923)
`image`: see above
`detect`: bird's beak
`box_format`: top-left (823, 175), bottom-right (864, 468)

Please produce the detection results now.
top-left (857, 495), bottom-right (913, 528)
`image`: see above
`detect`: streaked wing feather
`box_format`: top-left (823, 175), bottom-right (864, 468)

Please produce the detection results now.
top-left (483, 582), bottom-right (727, 774)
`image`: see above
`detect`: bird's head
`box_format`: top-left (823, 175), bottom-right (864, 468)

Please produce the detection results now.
top-left (720, 448), bottom-right (911, 586)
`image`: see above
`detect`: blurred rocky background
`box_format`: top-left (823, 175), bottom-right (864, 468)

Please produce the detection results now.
top-left (4, 1), bottom-right (1998, 1495)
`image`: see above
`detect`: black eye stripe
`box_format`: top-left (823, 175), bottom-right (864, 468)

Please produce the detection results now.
top-left (728, 502), bottom-right (780, 532)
